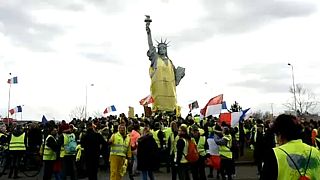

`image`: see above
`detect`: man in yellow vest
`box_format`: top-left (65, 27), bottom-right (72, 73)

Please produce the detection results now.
top-left (8, 125), bottom-right (27, 179)
top-left (109, 123), bottom-right (132, 180)
top-left (58, 123), bottom-right (77, 180)
top-left (261, 114), bottom-right (320, 180)
top-left (43, 125), bottom-right (59, 180)
top-left (215, 126), bottom-right (233, 180)
top-left (190, 125), bottom-right (208, 180)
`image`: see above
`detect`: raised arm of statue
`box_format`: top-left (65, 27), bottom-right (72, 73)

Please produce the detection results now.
top-left (145, 15), bottom-right (154, 51)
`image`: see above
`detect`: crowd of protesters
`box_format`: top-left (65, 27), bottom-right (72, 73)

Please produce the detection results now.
top-left (0, 112), bottom-right (319, 180)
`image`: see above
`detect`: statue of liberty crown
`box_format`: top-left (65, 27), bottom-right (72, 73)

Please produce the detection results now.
top-left (156, 38), bottom-right (170, 48)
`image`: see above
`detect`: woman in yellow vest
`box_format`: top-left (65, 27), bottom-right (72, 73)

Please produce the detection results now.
top-left (43, 125), bottom-right (59, 180)
top-left (174, 125), bottom-right (191, 180)
top-left (108, 124), bottom-right (132, 180)
top-left (261, 114), bottom-right (320, 180)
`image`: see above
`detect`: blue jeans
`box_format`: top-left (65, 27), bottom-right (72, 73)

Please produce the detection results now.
top-left (141, 170), bottom-right (155, 180)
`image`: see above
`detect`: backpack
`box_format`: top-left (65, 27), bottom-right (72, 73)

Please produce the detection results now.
top-left (64, 134), bottom-right (77, 154)
top-left (185, 139), bottom-right (199, 163)
top-left (279, 147), bottom-right (312, 180)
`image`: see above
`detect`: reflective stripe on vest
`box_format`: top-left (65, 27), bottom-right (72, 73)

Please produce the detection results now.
top-left (43, 135), bottom-right (57, 161)
top-left (153, 130), bottom-right (161, 148)
top-left (174, 138), bottom-right (188, 163)
top-left (9, 133), bottom-right (26, 151)
top-left (196, 136), bottom-right (206, 156)
top-left (219, 134), bottom-right (232, 159)
top-left (273, 139), bottom-right (320, 180)
top-left (110, 132), bottom-right (130, 157)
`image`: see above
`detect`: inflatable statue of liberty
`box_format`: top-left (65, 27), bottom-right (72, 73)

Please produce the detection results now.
top-left (145, 15), bottom-right (185, 112)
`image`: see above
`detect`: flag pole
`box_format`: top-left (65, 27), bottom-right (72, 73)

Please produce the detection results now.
top-left (7, 73), bottom-right (12, 125)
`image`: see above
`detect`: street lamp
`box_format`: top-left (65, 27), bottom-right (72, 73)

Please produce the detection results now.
top-left (288, 63), bottom-right (297, 114)
top-left (85, 83), bottom-right (94, 120)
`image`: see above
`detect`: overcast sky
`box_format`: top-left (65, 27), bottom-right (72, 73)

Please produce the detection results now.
top-left (1, 0), bottom-right (320, 121)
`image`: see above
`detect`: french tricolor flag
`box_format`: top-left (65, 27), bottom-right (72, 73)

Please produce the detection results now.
top-left (200, 94), bottom-right (223, 117)
top-left (7, 76), bottom-right (18, 84)
top-left (103, 105), bottom-right (117, 114)
top-left (219, 108), bottom-right (250, 127)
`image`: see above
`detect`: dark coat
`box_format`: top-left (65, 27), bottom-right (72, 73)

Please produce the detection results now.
top-left (137, 133), bottom-right (160, 171)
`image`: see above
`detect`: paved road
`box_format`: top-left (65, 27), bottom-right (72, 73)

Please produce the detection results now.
top-left (6, 165), bottom-right (259, 180)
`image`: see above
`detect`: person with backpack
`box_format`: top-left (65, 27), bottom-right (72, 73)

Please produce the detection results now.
top-left (261, 114), bottom-right (320, 180)
top-left (174, 124), bottom-right (191, 180)
top-left (58, 123), bottom-right (77, 180)
top-left (190, 125), bottom-right (208, 180)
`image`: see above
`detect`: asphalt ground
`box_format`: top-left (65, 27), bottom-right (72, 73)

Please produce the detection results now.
top-left (1, 164), bottom-right (259, 180)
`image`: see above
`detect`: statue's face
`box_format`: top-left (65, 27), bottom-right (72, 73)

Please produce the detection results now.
top-left (158, 45), bottom-right (167, 56)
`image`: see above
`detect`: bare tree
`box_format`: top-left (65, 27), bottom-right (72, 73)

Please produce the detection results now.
top-left (284, 84), bottom-right (319, 114)
top-left (69, 106), bottom-right (85, 120)
top-left (91, 110), bottom-right (103, 118)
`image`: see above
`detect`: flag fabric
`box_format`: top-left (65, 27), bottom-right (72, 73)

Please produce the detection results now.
top-left (188, 100), bottom-right (199, 111)
top-left (7, 76), bottom-right (18, 84)
top-left (42, 115), bottom-right (48, 125)
top-left (139, 95), bottom-right (154, 105)
top-left (9, 105), bottom-right (22, 115)
top-left (103, 105), bottom-right (117, 114)
top-left (240, 108), bottom-right (250, 122)
top-left (219, 108), bottom-right (251, 127)
top-left (222, 101), bottom-right (228, 110)
top-left (200, 94), bottom-right (223, 117)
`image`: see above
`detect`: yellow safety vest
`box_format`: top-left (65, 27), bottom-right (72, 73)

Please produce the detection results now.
top-left (315, 137), bottom-right (320, 150)
top-left (195, 136), bottom-right (206, 156)
top-left (171, 134), bottom-right (179, 155)
top-left (152, 130), bottom-right (162, 148)
top-left (164, 127), bottom-right (172, 147)
top-left (110, 132), bottom-right (130, 157)
top-left (9, 133), bottom-right (26, 151)
top-left (273, 139), bottom-right (320, 180)
top-left (174, 138), bottom-right (188, 163)
top-left (43, 135), bottom-right (57, 161)
top-left (60, 133), bottom-right (76, 157)
top-left (219, 134), bottom-right (232, 159)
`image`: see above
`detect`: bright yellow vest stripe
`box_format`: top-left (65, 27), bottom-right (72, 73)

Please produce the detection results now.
top-left (43, 135), bottom-right (57, 161)
top-left (195, 136), bottom-right (206, 156)
top-left (219, 135), bottom-right (232, 159)
top-left (9, 133), bottom-right (26, 151)
top-left (110, 132), bottom-right (130, 157)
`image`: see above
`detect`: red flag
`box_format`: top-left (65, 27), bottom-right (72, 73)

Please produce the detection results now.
top-left (139, 95), bottom-right (154, 106)
top-left (200, 94), bottom-right (223, 116)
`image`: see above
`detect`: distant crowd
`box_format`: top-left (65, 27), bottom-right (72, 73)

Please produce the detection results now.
top-left (0, 112), bottom-right (319, 180)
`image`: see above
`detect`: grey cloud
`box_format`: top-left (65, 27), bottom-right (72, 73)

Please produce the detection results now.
top-left (0, 4), bottom-right (63, 51)
top-left (231, 79), bottom-right (289, 93)
top-left (230, 63), bottom-right (293, 93)
top-left (231, 63), bottom-right (320, 93)
top-left (172, 0), bottom-right (317, 46)
top-left (81, 52), bottom-right (121, 64)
